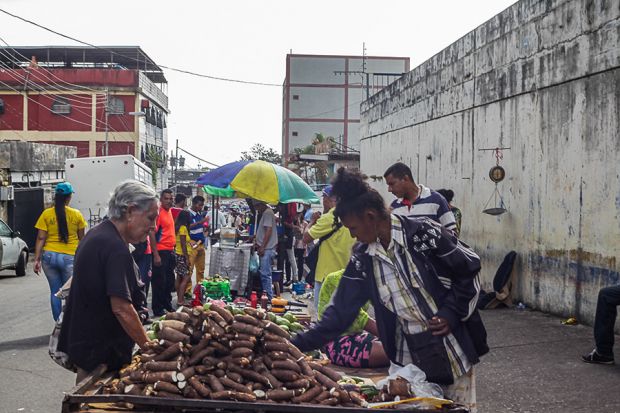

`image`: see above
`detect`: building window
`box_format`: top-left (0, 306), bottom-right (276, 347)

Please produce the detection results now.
top-left (292, 131), bottom-right (298, 137)
top-left (292, 95), bottom-right (299, 100)
top-left (107, 97), bottom-right (125, 115)
top-left (0, 98), bottom-right (4, 115)
top-left (51, 97), bottom-right (71, 115)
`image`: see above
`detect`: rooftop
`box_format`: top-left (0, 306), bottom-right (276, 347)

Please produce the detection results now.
top-left (0, 46), bottom-right (166, 83)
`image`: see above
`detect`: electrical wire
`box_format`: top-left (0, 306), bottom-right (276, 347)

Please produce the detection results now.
top-left (0, 8), bottom-right (282, 87)
top-left (0, 77), bottom-right (121, 133)
top-left (0, 35), bottom-right (114, 94)
top-left (176, 146), bottom-right (220, 168)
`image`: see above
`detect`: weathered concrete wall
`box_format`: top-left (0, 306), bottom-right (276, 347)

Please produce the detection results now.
top-left (360, 0), bottom-right (620, 327)
top-left (0, 141), bottom-right (77, 171)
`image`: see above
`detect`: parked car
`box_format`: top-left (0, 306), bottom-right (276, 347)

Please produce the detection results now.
top-left (0, 219), bottom-right (29, 276)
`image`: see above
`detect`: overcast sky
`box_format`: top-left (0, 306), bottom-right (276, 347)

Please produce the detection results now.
top-left (0, 0), bottom-right (516, 167)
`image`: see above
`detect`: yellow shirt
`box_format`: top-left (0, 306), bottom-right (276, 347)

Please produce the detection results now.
top-left (308, 208), bottom-right (356, 283)
top-left (175, 225), bottom-right (192, 256)
top-left (35, 206), bottom-right (87, 255)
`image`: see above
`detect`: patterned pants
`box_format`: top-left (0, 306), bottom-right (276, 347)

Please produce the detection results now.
top-left (323, 332), bottom-right (376, 368)
top-left (175, 254), bottom-right (190, 279)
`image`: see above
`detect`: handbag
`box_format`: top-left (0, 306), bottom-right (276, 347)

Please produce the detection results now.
top-left (404, 330), bottom-right (454, 385)
top-left (303, 223), bottom-right (341, 286)
top-left (48, 278), bottom-right (77, 372)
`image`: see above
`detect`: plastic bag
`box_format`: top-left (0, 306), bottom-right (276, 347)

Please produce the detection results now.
top-left (249, 251), bottom-right (260, 272)
top-left (376, 363), bottom-right (444, 399)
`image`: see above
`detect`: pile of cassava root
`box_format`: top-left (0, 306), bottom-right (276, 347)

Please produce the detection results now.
top-left (104, 305), bottom-right (368, 407)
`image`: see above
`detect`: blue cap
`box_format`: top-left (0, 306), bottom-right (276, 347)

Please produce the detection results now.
top-left (322, 185), bottom-right (333, 197)
top-left (56, 182), bottom-right (74, 195)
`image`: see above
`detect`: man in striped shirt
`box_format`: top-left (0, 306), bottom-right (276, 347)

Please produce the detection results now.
top-left (384, 162), bottom-right (457, 233)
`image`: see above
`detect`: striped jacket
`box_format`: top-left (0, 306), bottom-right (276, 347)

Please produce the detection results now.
top-left (390, 184), bottom-right (457, 231)
top-left (292, 215), bottom-right (488, 384)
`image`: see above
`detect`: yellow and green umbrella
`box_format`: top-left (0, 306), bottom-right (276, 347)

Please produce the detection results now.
top-left (196, 160), bottom-right (319, 204)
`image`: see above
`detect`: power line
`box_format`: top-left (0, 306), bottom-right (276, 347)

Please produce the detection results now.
top-left (0, 8), bottom-right (282, 87)
top-left (177, 146), bottom-right (220, 168)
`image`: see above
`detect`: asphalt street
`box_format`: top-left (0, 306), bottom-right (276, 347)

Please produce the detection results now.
top-left (0, 263), bottom-right (618, 413)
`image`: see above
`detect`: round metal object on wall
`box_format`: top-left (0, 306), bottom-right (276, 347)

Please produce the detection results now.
top-left (483, 207), bottom-right (507, 216)
top-left (489, 166), bottom-right (506, 183)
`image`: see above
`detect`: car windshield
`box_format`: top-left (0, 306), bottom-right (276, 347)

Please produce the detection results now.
top-left (0, 220), bottom-right (11, 237)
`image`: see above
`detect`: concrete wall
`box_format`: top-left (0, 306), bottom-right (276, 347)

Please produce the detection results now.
top-left (359, 0), bottom-right (620, 327)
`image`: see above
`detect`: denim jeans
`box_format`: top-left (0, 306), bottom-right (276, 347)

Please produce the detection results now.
top-left (594, 285), bottom-right (620, 357)
top-left (41, 250), bottom-right (74, 321)
top-left (313, 281), bottom-right (322, 313)
top-left (259, 248), bottom-right (275, 300)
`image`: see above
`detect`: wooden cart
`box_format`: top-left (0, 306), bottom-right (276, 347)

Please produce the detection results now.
top-left (61, 366), bottom-right (468, 413)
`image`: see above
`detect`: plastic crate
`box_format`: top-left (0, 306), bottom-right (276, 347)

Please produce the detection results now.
top-left (202, 279), bottom-right (231, 300)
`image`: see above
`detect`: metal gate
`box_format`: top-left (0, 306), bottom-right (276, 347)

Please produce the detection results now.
top-left (8, 187), bottom-right (44, 249)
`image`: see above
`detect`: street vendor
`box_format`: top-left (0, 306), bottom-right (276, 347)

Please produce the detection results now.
top-left (57, 180), bottom-right (158, 383)
top-left (292, 168), bottom-right (488, 411)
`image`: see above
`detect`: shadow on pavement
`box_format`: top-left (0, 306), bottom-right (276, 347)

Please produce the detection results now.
top-left (0, 334), bottom-right (49, 352)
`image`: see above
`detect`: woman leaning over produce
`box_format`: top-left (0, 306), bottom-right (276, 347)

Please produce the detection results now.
top-left (292, 168), bottom-right (488, 412)
top-left (58, 180), bottom-right (158, 383)
top-left (34, 182), bottom-right (86, 321)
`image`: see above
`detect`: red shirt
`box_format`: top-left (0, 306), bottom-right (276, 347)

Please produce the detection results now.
top-left (155, 207), bottom-right (176, 251)
top-left (171, 207), bottom-right (182, 221)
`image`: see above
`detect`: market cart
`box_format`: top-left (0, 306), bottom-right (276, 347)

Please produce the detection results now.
top-left (208, 243), bottom-right (252, 295)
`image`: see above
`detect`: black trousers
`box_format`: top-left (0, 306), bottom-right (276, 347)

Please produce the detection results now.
top-left (594, 285), bottom-right (620, 357)
top-left (295, 248), bottom-right (305, 282)
top-left (151, 250), bottom-right (176, 316)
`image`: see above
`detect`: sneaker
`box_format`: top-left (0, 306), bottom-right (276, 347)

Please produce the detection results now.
top-left (581, 349), bottom-right (614, 365)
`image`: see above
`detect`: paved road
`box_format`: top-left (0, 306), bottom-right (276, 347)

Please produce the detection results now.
top-left (1, 264), bottom-right (619, 412)
top-left (0, 265), bottom-right (74, 413)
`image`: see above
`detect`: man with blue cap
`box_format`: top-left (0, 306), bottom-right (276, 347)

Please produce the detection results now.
top-left (303, 185), bottom-right (355, 311)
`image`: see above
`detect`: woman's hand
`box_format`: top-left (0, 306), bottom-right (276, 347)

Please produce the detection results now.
top-left (428, 316), bottom-right (451, 336)
top-left (33, 258), bottom-right (42, 275)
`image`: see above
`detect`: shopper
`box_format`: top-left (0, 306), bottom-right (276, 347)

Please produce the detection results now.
top-left (34, 182), bottom-right (87, 321)
top-left (384, 162), bottom-right (456, 232)
top-left (318, 269), bottom-right (389, 368)
top-left (58, 180), bottom-right (158, 383)
top-left (437, 189), bottom-right (462, 237)
top-left (187, 195), bottom-right (208, 295)
top-left (254, 201), bottom-right (278, 299)
top-left (292, 168), bottom-right (488, 412)
top-left (303, 185), bottom-right (355, 310)
top-left (174, 210), bottom-right (192, 307)
top-left (149, 189), bottom-right (176, 316)
top-left (170, 193), bottom-right (187, 221)
top-left (293, 211), bottom-right (308, 283)
top-left (582, 285), bottom-right (620, 364)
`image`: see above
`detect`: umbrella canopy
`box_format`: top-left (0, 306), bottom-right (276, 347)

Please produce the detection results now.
top-left (196, 160), bottom-right (319, 204)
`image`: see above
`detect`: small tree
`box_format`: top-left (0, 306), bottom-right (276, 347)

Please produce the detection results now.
top-left (240, 144), bottom-right (282, 164)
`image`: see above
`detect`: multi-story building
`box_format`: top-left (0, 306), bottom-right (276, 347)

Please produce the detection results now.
top-left (0, 46), bottom-right (169, 186)
top-left (281, 53), bottom-right (409, 164)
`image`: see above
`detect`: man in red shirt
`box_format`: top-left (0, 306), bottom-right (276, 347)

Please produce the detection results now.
top-left (149, 189), bottom-right (176, 316)
top-left (170, 193), bottom-right (187, 221)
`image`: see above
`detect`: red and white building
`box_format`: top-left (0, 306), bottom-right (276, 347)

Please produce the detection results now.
top-left (0, 46), bottom-right (169, 183)
top-left (282, 53), bottom-right (410, 164)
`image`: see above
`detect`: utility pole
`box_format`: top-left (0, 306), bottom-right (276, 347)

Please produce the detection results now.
top-left (104, 88), bottom-right (109, 156)
top-left (175, 139), bottom-right (179, 186)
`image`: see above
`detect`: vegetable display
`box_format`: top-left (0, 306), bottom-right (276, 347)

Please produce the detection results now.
top-left (104, 305), bottom-right (367, 407)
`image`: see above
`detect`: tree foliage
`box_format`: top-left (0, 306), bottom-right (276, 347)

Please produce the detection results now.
top-left (240, 143), bottom-right (282, 164)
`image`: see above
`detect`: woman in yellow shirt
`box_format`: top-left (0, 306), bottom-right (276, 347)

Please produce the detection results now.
top-left (174, 210), bottom-right (193, 306)
top-left (34, 182), bottom-right (87, 321)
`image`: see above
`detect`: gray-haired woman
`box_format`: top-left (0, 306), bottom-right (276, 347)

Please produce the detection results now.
top-left (57, 180), bottom-right (159, 382)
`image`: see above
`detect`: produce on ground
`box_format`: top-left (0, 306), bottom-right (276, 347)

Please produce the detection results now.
top-left (103, 305), bottom-right (368, 407)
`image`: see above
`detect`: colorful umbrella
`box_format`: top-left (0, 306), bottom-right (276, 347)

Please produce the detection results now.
top-left (196, 160), bottom-right (319, 204)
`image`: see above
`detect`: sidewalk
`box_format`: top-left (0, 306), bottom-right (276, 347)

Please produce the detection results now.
top-left (476, 308), bottom-right (620, 413)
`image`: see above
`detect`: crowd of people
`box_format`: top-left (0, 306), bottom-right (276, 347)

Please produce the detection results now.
top-left (32, 162), bottom-right (618, 408)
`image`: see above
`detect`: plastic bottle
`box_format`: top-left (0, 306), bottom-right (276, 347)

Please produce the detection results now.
top-left (250, 291), bottom-right (258, 309)
top-left (260, 291), bottom-right (268, 310)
